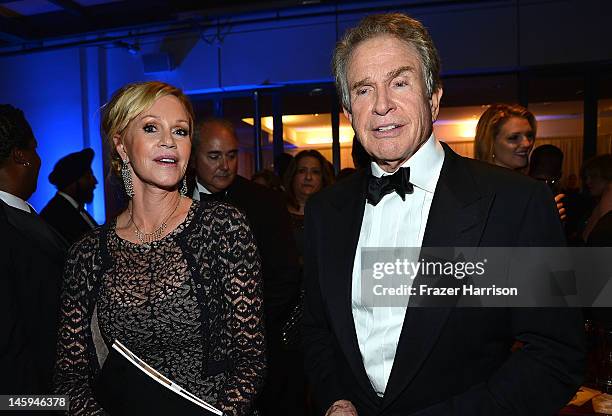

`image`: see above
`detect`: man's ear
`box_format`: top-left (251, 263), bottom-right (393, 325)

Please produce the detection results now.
top-left (12, 147), bottom-right (28, 165)
top-left (429, 87), bottom-right (443, 123)
top-left (343, 107), bottom-right (353, 125)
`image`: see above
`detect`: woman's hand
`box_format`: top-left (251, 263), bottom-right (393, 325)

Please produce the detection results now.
top-left (555, 193), bottom-right (566, 221)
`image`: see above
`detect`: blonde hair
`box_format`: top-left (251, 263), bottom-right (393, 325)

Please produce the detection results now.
top-left (474, 103), bottom-right (537, 164)
top-left (101, 81), bottom-right (194, 177)
top-left (333, 13), bottom-right (442, 112)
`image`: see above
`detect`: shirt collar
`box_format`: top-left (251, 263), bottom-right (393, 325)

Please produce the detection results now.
top-left (58, 191), bottom-right (80, 209)
top-left (193, 180), bottom-right (211, 201)
top-left (370, 133), bottom-right (444, 193)
top-left (0, 190), bottom-right (34, 213)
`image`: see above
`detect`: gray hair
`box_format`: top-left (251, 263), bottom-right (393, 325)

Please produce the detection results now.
top-left (332, 13), bottom-right (442, 112)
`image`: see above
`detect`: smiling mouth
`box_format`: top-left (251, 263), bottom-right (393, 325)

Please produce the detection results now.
top-left (374, 124), bottom-right (402, 132)
top-left (154, 157), bottom-right (178, 165)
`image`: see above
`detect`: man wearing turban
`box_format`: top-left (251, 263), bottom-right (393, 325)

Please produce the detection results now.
top-left (41, 148), bottom-right (98, 245)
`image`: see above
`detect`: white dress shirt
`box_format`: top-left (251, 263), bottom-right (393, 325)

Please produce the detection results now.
top-left (192, 180), bottom-right (211, 201)
top-left (351, 133), bottom-right (445, 396)
top-left (0, 190), bottom-right (35, 213)
top-left (57, 192), bottom-right (96, 229)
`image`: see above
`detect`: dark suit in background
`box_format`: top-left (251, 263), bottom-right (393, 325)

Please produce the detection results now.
top-left (303, 145), bottom-right (585, 415)
top-left (40, 193), bottom-right (96, 246)
top-left (0, 200), bottom-right (67, 395)
top-left (41, 147), bottom-right (98, 246)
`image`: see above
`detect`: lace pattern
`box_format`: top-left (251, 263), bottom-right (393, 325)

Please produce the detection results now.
top-left (53, 201), bottom-right (265, 416)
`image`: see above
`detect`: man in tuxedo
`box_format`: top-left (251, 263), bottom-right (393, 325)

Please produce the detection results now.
top-left (191, 118), bottom-right (302, 415)
top-left (303, 13), bottom-right (585, 416)
top-left (0, 105), bottom-right (68, 396)
top-left (41, 148), bottom-right (98, 245)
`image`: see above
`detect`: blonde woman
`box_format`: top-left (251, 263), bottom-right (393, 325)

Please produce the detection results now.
top-left (474, 103), bottom-right (565, 220)
top-left (474, 103), bottom-right (536, 170)
top-left (53, 81), bottom-right (265, 415)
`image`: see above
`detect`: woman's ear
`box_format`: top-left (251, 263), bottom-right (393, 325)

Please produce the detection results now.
top-left (114, 134), bottom-right (127, 161)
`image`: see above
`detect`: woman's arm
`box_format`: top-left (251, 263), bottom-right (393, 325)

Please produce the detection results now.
top-left (216, 207), bottom-right (266, 416)
top-left (53, 234), bottom-right (107, 415)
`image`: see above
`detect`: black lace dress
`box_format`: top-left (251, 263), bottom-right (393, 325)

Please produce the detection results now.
top-left (53, 200), bottom-right (265, 416)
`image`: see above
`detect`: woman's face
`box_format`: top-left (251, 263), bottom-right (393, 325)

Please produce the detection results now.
top-left (116, 95), bottom-right (191, 193)
top-left (293, 156), bottom-right (323, 201)
top-left (492, 116), bottom-right (535, 170)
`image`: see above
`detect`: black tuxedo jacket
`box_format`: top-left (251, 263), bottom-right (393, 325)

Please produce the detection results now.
top-left (40, 193), bottom-right (97, 246)
top-left (203, 176), bottom-right (300, 330)
top-left (0, 200), bottom-right (67, 394)
top-left (303, 144), bottom-right (585, 416)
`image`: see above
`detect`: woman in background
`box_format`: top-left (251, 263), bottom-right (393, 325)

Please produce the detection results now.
top-left (277, 149), bottom-right (333, 416)
top-left (283, 150), bottom-right (334, 259)
top-left (474, 103), bottom-right (536, 171)
top-left (53, 81), bottom-right (265, 416)
top-left (474, 103), bottom-right (565, 219)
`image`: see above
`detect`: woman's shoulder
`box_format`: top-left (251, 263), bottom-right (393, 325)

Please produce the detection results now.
top-left (192, 199), bottom-right (249, 228)
top-left (67, 226), bottom-right (104, 259)
top-left (62, 227), bottom-right (107, 296)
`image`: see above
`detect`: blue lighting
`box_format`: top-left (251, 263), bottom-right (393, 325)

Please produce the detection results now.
top-left (0, 48), bottom-right (106, 224)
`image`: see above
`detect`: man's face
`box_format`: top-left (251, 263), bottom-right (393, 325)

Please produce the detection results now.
top-left (344, 35), bottom-right (442, 172)
top-left (76, 169), bottom-right (98, 204)
top-left (194, 123), bottom-right (239, 193)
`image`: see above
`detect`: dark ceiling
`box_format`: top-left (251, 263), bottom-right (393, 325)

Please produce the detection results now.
top-left (0, 0), bottom-right (340, 49)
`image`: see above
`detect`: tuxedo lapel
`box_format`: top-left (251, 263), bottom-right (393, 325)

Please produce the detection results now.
top-left (324, 170), bottom-right (381, 405)
top-left (382, 144), bottom-right (495, 409)
top-left (421, 144), bottom-right (493, 248)
top-left (80, 206), bottom-right (98, 228)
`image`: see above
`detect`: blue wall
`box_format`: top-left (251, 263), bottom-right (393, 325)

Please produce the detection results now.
top-left (0, 48), bottom-right (106, 223)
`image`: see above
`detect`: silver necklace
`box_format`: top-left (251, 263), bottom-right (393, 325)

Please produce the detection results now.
top-left (128, 196), bottom-right (181, 245)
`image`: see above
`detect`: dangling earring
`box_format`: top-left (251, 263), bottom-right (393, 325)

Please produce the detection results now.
top-left (179, 176), bottom-right (188, 196)
top-left (121, 159), bottom-right (135, 198)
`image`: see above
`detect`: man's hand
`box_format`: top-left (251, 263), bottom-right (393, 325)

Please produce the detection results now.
top-left (325, 400), bottom-right (358, 416)
top-left (555, 193), bottom-right (567, 221)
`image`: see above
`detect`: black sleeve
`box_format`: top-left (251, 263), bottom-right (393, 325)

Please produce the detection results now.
top-left (0, 220), bottom-right (29, 393)
top-left (0, 215), bottom-right (60, 395)
top-left (302, 200), bottom-right (347, 412)
top-left (410, 182), bottom-right (586, 416)
top-left (52, 235), bottom-right (107, 415)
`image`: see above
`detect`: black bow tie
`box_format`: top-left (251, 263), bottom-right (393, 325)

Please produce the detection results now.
top-left (366, 167), bottom-right (414, 206)
top-left (200, 191), bottom-right (225, 202)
